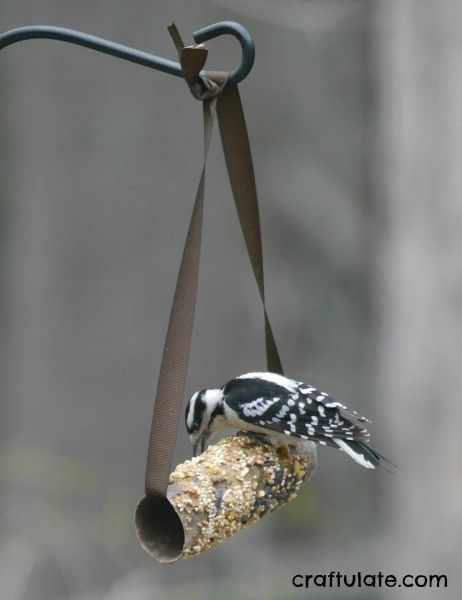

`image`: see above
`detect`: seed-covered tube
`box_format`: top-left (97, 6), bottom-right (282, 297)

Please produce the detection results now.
top-left (135, 434), bottom-right (317, 561)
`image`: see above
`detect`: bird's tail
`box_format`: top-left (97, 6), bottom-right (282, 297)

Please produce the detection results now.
top-left (334, 439), bottom-right (397, 473)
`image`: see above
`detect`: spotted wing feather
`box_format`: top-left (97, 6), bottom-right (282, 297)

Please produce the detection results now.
top-left (223, 377), bottom-right (370, 444)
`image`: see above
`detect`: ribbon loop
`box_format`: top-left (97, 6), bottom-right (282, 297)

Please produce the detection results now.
top-left (144, 24), bottom-right (282, 498)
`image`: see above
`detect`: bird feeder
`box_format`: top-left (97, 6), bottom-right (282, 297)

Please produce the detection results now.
top-left (0, 21), bottom-right (317, 563)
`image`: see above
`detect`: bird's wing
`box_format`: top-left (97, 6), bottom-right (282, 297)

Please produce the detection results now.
top-left (223, 376), bottom-right (370, 443)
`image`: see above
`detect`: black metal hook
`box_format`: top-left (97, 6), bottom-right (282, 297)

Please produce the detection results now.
top-left (0, 20), bottom-right (255, 86)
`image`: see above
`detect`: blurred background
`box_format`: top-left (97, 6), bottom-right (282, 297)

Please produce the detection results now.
top-left (1, 1), bottom-right (461, 598)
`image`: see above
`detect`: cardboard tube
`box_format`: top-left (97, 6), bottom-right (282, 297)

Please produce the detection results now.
top-left (135, 434), bottom-right (317, 561)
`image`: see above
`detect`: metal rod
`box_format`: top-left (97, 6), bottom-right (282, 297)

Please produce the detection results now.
top-left (0, 21), bottom-right (255, 85)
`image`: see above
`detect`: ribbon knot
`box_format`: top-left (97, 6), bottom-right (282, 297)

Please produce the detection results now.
top-left (168, 23), bottom-right (228, 100)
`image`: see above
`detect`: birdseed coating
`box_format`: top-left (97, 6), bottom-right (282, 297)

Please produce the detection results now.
top-left (168, 434), bottom-right (316, 558)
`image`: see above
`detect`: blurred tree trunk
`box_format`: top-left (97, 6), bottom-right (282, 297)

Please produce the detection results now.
top-left (374, 0), bottom-right (462, 587)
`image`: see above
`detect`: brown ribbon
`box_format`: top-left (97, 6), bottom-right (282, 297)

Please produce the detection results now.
top-left (144, 24), bottom-right (283, 497)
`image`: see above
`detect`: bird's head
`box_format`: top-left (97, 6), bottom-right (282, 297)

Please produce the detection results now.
top-left (185, 387), bottom-right (224, 456)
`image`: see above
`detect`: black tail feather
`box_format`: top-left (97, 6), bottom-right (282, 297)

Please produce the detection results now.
top-left (354, 441), bottom-right (398, 473)
top-left (336, 439), bottom-right (398, 473)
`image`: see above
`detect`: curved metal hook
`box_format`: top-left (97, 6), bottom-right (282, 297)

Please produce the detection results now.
top-left (0, 21), bottom-right (254, 85)
top-left (194, 21), bottom-right (255, 85)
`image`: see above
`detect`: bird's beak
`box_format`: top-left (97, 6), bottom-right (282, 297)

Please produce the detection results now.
top-left (192, 439), bottom-right (199, 457)
top-left (193, 432), bottom-right (207, 457)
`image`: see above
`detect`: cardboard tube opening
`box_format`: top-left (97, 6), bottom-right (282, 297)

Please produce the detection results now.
top-left (135, 494), bottom-right (185, 562)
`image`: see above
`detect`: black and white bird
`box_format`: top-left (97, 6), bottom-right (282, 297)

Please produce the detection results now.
top-left (185, 372), bottom-right (396, 471)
